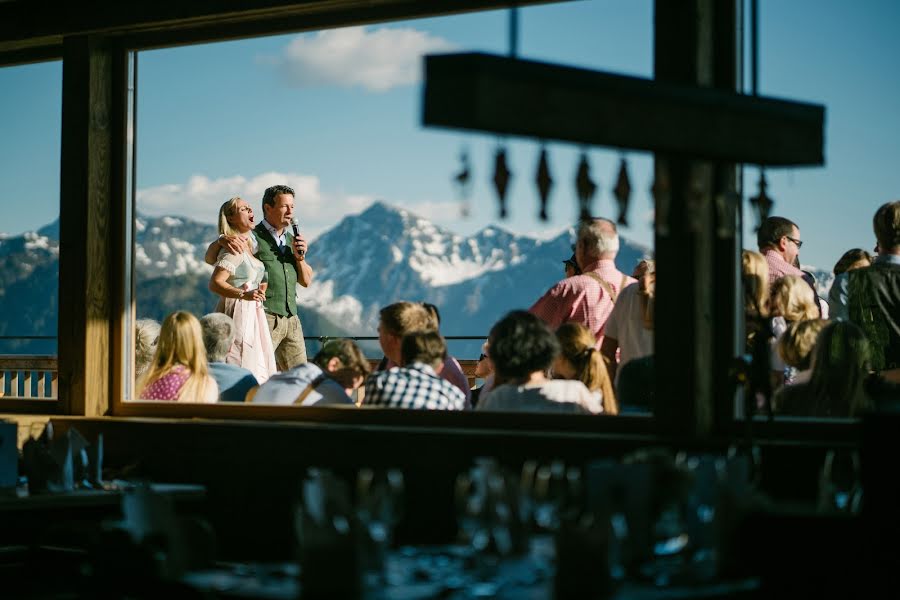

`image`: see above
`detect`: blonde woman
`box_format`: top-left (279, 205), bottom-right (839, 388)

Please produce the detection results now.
top-left (769, 275), bottom-right (820, 386)
top-left (554, 322), bottom-right (618, 415)
top-left (742, 250), bottom-right (770, 352)
top-left (777, 319), bottom-right (827, 386)
top-left (137, 311), bottom-right (218, 402)
top-left (208, 197), bottom-right (277, 383)
top-left (601, 259), bottom-right (655, 384)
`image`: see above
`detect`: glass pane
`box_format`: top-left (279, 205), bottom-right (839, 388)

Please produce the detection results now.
top-left (129, 1), bottom-right (656, 410)
top-left (741, 1), bottom-right (900, 419)
top-left (0, 60), bottom-right (62, 399)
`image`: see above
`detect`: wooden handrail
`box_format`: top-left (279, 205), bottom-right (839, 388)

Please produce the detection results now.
top-left (0, 355), bottom-right (58, 400)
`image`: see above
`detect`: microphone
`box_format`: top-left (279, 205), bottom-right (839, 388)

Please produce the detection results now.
top-left (291, 218), bottom-right (305, 259)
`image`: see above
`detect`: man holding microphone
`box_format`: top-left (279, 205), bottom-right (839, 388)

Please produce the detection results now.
top-left (206, 184), bottom-right (313, 369)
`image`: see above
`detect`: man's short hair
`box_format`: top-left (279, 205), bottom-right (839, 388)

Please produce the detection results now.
top-left (757, 216), bottom-right (798, 250)
top-left (488, 310), bottom-right (560, 380)
top-left (262, 184), bottom-right (295, 208)
top-left (379, 302), bottom-right (437, 337)
top-left (873, 200), bottom-right (900, 251)
top-left (578, 218), bottom-right (619, 259)
top-left (199, 313), bottom-right (236, 363)
top-left (312, 339), bottom-right (371, 378)
top-left (400, 330), bottom-right (447, 368)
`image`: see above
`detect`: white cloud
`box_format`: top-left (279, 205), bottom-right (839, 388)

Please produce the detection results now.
top-left (403, 200), bottom-right (467, 222)
top-left (274, 26), bottom-right (455, 92)
top-left (136, 171), bottom-right (375, 241)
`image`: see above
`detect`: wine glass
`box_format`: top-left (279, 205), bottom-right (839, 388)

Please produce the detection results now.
top-left (258, 271), bottom-right (268, 296)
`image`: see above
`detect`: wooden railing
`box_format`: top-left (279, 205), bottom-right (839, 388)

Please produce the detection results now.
top-left (0, 355), bottom-right (58, 399)
top-left (0, 356), bottom-right (479, 402)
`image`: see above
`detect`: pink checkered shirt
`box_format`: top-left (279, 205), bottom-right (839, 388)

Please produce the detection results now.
top-left (764, 249), bottom-right (804, 284)
top-left (529, 259), bottom-right (636, 347)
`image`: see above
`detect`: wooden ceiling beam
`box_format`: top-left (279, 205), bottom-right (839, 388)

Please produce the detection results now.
top-left (0, 0), bottom-right (566, 53)
top-left (422, 52), bottom-right (825, 166)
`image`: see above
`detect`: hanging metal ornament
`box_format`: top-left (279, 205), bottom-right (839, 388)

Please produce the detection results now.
top-left (613, 157), bottom-right (632, 227)
top-left (452, 147), bottom-right (472, 218)
top-left (492, 147), bottom-right (512, 219)
top-left (749, 169), bottom-right (773, 231)
top-left (575, 153), bottom-right (597, 223)
top-left (535, 147), bottom-right (553, 221)
top-left (651, 160), bottom-right (671, 236)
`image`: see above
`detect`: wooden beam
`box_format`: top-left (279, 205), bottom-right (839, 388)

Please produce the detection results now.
top-left (0, 0), bottom-right (567, 53)
top-left (57, 37), bottom-right (123, 417)
top-left (422, 52), bottom-right (824, 166)
top-left (652, 0), bottom-right (741, 439)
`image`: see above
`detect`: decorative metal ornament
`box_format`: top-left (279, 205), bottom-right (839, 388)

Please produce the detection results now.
top-left (453, 147), bottom-right (472, 217)
top-left (575, 153), bottom-right (597, 222)
top-left (749, 170), bottom-right (773, 231)
top-left (535, 147), bottom-right (553, 221)
top-left (651, 160), bottom-right (671, 236)
top-left (492, 147), bottom-right (512, 219)
top-left (613, 157), bottom-right (632, 227)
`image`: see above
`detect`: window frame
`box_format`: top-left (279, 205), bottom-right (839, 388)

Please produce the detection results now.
top-left (0, 1), bottom-right (862, 446)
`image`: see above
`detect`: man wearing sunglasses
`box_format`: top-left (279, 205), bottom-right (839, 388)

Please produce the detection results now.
top-left (757, 216), bottom-right (824, 317)
top-left (758, 216), bottom-right (805, 284)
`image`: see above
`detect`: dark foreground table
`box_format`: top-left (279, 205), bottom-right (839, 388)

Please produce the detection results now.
top-left (183, 539), bottom-right (760, 600)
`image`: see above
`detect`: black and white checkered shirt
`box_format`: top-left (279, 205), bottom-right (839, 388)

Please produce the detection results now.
top-left (362, 362), bottom-right (467, 410)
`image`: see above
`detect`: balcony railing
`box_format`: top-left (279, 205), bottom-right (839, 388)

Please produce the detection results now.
top-left (0, 353), bottom-right (482, 402)
top-left (0, 355), bottom-right (58, 400)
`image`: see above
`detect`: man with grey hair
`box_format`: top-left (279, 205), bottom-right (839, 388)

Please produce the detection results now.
top-left (200, 313), bottom-right (259, 402)
top-left (530, 218), bottom-right (636, 346)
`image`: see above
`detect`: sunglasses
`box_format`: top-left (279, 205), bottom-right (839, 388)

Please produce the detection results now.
top-left (785, 236), bottom-right (803, 249)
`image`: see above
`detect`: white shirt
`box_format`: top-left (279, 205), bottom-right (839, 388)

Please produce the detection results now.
top-left (251, 363), bottom-right (351, 406)
top-left (476, 379), bottom-right (602, 414)
top-left (261, 218), bottom-right (287, 249)
top-left (603, 282), bottom-right (654, 380)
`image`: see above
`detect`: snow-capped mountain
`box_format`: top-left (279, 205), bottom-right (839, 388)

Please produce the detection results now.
top-left (300, 201), bottom-right (649, 339)
top-left (4, 201), bottom-right (835, 356)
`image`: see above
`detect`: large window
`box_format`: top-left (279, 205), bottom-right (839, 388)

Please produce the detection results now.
top-left (125, 1), bottom-right (656, 408)
top-left (0, 60), bottom-right (61, 402)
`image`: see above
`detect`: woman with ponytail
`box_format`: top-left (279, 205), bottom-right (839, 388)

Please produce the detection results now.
top-left (554, 322), bottom-right (618, 415)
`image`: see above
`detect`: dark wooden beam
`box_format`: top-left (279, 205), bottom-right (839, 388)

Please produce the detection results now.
top-left (422, 52), bottom-right (824, 166)
top-left (0, 0), bottom-right (566, 53)
top-left (653, 0), bottom-right (740, 439)
top-left (57, 36), bottom-right (126, 417)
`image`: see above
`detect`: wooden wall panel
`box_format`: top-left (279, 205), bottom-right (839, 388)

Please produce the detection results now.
top-left (58, 37), bottom-right (118, 417)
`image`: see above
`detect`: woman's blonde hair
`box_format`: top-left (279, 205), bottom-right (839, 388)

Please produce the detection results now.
top-left (742, 250), bottom-right (769, 319)
top-left (137, 310), bottom-right (213, 402)
top-left (778, 318), bottom-right (827, 370)
top-left (555, 322), bottom-right (618, 415)
top-left (217, 197), bottom-right (244, 237)
top-left (770, 275), bottom-right (818, 322)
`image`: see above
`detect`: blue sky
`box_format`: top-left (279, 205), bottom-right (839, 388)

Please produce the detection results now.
top-left (1, 0), bottom-right (898, 271)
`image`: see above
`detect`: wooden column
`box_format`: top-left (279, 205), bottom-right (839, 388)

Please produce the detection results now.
top-left (653, 0), bottom-right (739, 437)
top-left (58, 36), bottom-right (125, 417)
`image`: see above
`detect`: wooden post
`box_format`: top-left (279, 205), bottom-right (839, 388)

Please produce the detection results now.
top-left (653, 0), bottom-right (739, 437)
top-left (58, 36), bottom-right (122, 417)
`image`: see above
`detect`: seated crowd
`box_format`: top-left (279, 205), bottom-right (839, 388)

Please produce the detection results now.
top-left (134, 200), bottom-right (900, 417)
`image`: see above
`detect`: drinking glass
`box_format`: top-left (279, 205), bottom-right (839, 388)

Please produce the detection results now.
top-left (258, 271), bottom-right (268, 296)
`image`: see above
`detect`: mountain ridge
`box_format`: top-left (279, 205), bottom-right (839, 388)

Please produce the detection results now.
top-left (2, 202), bottom-right (831, 357)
